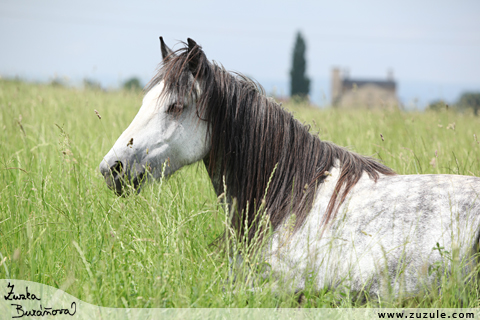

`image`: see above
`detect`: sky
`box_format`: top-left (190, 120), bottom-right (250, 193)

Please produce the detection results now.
top-left (1, 0), bottom-right (479, 108)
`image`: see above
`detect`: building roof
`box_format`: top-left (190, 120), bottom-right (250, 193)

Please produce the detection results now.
top-left (342, 79), bottom-right (396, 91)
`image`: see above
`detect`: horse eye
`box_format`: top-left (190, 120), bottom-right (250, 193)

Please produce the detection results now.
top-left (167, 102), bottom-right (184, 114)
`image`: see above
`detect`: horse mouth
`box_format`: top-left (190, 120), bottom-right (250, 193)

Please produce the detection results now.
top-left (103, 161), bottom-right (146, 196)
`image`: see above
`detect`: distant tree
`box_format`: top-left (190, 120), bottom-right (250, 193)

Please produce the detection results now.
top-left (428, 99), bottom-right (448, 112)
top-left (50, 76), bottom-right (67, 87)
top-left (290, 31), bottom-right (310, 99)
top-left (123, 77), bottom-right (143, 91)
top-left (456, 92), bottom-right (480, 115)
top-left (50, 78), bottom-right (65, 87)
top-left (83, 78), bottom-right (102, 91)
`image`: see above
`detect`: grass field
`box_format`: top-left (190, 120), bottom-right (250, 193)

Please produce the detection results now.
top-left (1, 79), bottom-right (480, 308)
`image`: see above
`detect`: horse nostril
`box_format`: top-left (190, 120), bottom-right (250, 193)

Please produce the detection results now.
top-left (132, 170), bottom-right (146, 191)
top-left (110, 161), bottom-right (124, 178)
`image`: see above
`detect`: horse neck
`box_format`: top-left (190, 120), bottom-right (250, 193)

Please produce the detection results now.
top-left (202, 105), bottom-right (327, 239)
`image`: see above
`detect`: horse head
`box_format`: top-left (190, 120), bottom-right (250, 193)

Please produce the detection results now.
top-left (99, 38), bottom-right (210, 195)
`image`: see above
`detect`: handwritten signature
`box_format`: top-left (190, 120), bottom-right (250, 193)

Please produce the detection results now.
top-left (4, 282), bottom-right (76, 318)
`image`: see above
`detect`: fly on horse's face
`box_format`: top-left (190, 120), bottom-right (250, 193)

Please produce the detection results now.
top-left (98, 67), bottom-right (209, 196)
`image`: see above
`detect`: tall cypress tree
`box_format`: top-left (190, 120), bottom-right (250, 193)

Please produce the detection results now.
top-left (290, 31), bottom-right (310, 98)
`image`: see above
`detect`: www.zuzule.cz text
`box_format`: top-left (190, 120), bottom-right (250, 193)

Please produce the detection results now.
top-left (378, 310), bottom-right (474, 319)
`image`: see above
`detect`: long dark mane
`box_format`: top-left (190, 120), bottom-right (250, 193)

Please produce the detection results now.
top-left (148, 40), bottom-right (396, 241)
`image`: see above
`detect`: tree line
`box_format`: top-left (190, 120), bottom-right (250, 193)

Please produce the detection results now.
top-left (429, 93), bottom-right (480, 115)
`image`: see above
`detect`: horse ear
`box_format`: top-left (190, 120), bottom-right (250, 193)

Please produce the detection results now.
top-left (159, 36), bottom-right (174, 62)
top-left (186, 38), bottom-right (203, 75)
top-left (187, 38), bottom-right (197, 50)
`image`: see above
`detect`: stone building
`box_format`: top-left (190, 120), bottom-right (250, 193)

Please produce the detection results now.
top-left (331, 68), bottom-right (399, 108)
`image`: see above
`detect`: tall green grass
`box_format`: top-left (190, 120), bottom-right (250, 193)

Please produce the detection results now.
top-left (1, 79), bottom-right (480, 308)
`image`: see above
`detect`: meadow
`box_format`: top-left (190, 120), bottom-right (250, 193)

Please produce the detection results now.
top-left (1, 78), bottom-right (480, 308)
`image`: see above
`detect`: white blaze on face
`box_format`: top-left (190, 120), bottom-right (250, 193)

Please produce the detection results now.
top-left (99, 80), bottom-right (210, 185)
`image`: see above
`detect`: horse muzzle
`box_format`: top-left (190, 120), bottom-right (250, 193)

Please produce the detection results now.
top-left (99, 160), bottom-right (146, 196)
